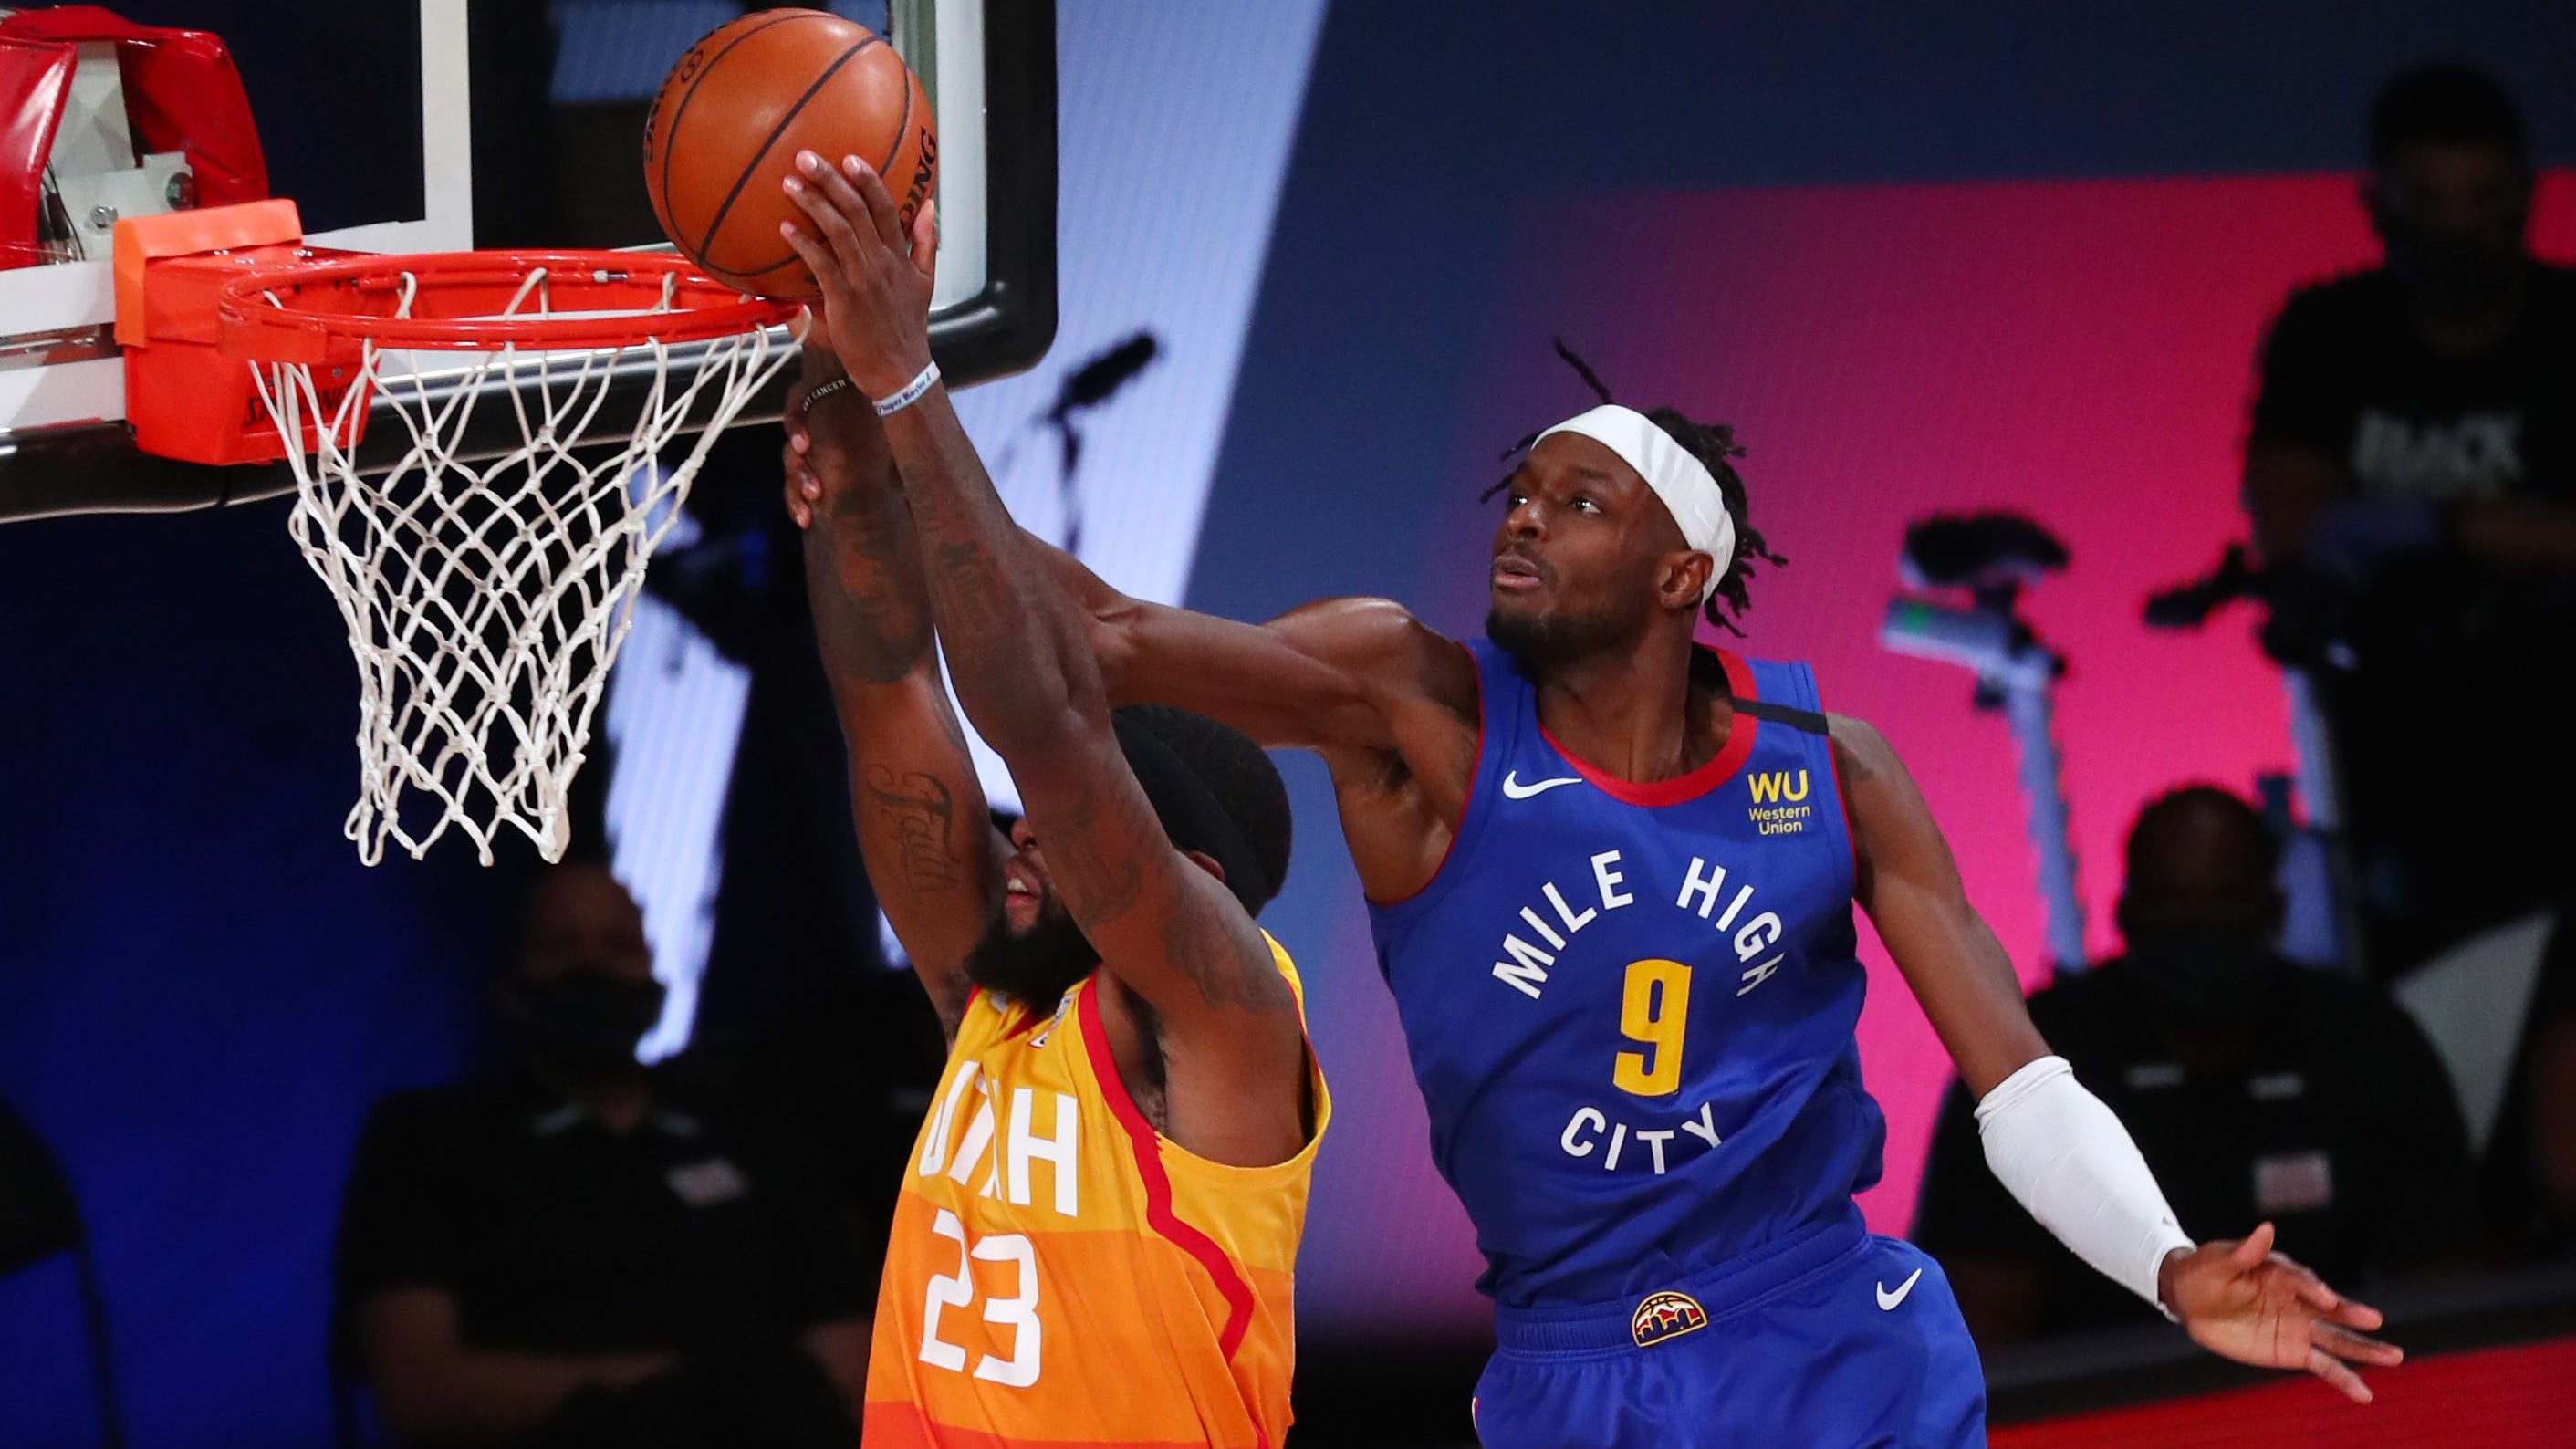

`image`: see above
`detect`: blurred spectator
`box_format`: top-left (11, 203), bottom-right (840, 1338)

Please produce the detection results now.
top-left (336, 862), bottom-right (871, 1449)
top-left (1914, 787), bottom-right (2466, 1345)
top-left (2240, 63), bottom-right (2576, 979)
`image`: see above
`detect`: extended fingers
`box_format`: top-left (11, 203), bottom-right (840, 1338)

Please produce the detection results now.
top-left (2306, 1347), bottom-right (2373, 1405)
top-left (907, 197), bottom-right (938, 281)
top-left (781, 382), bottom-right (817, 454)
top-left (2228, 1222), bottom-right (2278, 1270)
top-left (777, 387), bottom-right (819, 528)
top-left (2312, 1319), bottom-right (2404, 1368)
top-left (784, 151), bottom-right (870, 274)
top-left (836, 153), bottom-right (905, 248)
top-left (2259, 1256), bottom-right (2341, 1315)
top-left (781, 448), bottom-right (814, 528)
top-left (805, 152), bottom-right (895, 252)
top-left (2328, 1296), bottom-right (2385, 1333)
top-left (776, 214), bottom-right (842, 296)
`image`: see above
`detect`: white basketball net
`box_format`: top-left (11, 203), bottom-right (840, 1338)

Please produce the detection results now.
top-left (246, 266), bottom-right (800, 865)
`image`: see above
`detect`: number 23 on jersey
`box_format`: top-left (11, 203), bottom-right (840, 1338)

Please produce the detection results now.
top-left (918, 1209), bottom-right (1041, 1387)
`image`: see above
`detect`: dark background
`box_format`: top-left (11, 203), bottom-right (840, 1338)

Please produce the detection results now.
top-left (4, 2), bottom-right (2574, 1444)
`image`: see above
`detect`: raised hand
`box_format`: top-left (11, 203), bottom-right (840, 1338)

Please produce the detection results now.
top-left (781, 345), bottom-right (892, 531)
top-left (777, 148), bottom-right (937, 398)
top-left (781, 354), bottom-right (830, 530)
top-left (2161, 1222), bottom-right (2403, 1403)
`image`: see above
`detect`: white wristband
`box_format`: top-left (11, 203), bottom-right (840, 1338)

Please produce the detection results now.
top-left (872, 360), bottom-right (941, 417)
top-left (1975, 1055), bottom-right (2196, 1319)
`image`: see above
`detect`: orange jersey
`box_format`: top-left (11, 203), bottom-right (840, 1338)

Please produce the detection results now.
top-left (863, 934), bottom-right (1329, 1449)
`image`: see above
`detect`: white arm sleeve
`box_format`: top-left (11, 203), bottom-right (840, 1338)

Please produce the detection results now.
top-left (1975, 1055), bottom-right (2196, 1317)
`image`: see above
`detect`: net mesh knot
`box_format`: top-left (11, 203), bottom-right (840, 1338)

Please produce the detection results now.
top-left (249, 264), bottom-right (799, 864)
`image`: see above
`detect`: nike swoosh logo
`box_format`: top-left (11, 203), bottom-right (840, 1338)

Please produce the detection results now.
top-left (1876, 1267), bottom-right (1924, 1311)
top-left (1501, 771), bottom-right (1582, 800)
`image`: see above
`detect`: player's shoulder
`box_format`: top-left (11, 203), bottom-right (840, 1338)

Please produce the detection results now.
top-left (1285, 595), bottom-right (1476, 708)
top-left (1718, 649), bottom-right (1824, 715)
top-left (1820, 712), bottom-right (1893, 774)
top-left (1287, 594), bottom-right (1449, 656)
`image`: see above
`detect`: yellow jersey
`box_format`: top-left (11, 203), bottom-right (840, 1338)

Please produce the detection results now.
top-left (863, 933), bottom-right (1328, 1449)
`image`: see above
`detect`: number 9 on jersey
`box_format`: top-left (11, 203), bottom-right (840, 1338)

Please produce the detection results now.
top-left (1614, 958), bottom-right (1692, 1096)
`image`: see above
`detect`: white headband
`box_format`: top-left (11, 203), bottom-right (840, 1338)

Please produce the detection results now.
top-left (1532, 404), bottom-right (1735, 601)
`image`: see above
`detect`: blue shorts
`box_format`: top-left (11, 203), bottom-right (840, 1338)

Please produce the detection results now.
top-left (1472, 1210), bottom-right (1987, 1448)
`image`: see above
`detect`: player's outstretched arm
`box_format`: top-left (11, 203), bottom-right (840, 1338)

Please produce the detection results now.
top-left (1024, 537), bottom-right (1484, 906)
top-left (790, 438), bottom-right (1472, 763)
top-left (1026, 537), bottom-right (1491, 902)
top-left (1831, 714), bottom-right (2400, 1402)
top-left (787, 344), bottom-right (1004, 1040)
top-left (782, 151), bottom-right (1309, 1163)
top-left (1019, 530), bottom-right (1472, 756)
top-left (775, 287), bottom-right (1476, 910)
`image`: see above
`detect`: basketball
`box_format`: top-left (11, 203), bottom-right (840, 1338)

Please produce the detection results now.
top-left (642, 8), bottom-right (937, 299)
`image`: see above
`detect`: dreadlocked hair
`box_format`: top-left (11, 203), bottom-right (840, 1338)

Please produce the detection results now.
top-left (1483, 339), bottom-right (1786, 635)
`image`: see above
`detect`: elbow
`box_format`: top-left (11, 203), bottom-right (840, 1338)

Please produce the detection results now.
top-left (1090, 605), bottom-right (1142, 704)
top-left (950, 629), bottom-right (1108, 757)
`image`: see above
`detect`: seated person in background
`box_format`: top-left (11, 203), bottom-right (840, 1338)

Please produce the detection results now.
top-left (337, 862), bottom-right (873, 1449)
top-left (1913, 787), bottom-right (2467, 1345)
top-left (2240, 63), bottom-right (2576, 979)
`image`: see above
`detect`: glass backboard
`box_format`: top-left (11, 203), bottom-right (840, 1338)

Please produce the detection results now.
top-left (0, 0), bottom-right (1053, 522)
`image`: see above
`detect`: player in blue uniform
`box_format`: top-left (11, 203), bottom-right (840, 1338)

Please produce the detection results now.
top-left (782, 165), bottom-right (2402, 1446)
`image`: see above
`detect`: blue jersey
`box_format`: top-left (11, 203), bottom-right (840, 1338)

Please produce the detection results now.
top-left (1368, 641), bottom-right (1886, 1309)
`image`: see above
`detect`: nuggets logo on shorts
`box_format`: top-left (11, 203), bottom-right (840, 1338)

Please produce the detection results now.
top-left (1629, 1289), bottom-right (1708, 1348)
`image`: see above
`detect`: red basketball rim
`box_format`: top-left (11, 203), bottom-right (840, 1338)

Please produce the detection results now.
top-left (216, 248), bottom-right (805, 361)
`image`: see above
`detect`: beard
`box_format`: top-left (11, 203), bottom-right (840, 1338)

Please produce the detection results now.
top-left (964, 899), bottom-right (1101, 1008)
top-left (1486, 599), bottom-right (1639, 679)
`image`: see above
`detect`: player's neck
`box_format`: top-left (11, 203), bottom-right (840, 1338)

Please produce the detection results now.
top-left (1532, 638), bottom-right (1719, 783)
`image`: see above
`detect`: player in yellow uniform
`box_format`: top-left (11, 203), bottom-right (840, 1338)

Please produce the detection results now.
top-left (778, 151), bottom-right (1326, 1449)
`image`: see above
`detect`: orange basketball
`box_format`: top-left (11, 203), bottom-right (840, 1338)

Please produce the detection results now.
top-left (642, 8), bottom-right (936, 299)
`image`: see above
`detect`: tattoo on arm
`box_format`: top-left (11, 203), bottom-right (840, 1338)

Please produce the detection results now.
top-left (797, 412), bottom-right (998, 1033)
top-left (809, 483), bottom-right (934, 685)
top-left (879, 399), bottom-right (1299, 1043)
top-left (887, 405), bottom-right (1099, 748)
top-left (929, 538), bottom-right (1008, 643)
top-left (1033, 782), bottom-right (1147, 925)
top-left (864, 766), bottom-right (958, 891)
